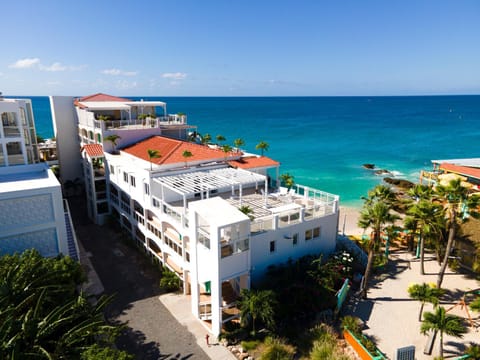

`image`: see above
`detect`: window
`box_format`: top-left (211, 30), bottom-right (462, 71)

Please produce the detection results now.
top-left (305, 229), bottom-right (313, 241)
top-left (313, 227), bottom-right (321, 239)
top-left (123, 172), bottom-right (128, 183)
top-left (152, 198), bottom-right (160, 208)
top-left (292, 233), bottom-right (298, 246)
top-left (97, 133), bottom-right (102, 143)
top-left (109, 165), bottom-right (115, 174)
top-left (88, 131), bottom-right (94, 140)
top-left (144, 183), bottom-right (150, 195)
top-left (130, 176), bottom-right (136, 187)
top-left (269, 240), bottom-right (275, 253)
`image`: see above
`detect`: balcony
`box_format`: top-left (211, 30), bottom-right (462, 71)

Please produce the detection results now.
top-left (95, 114), bottom-right (188, 131)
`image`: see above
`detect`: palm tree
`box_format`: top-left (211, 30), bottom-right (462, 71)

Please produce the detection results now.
top-left (405, 199), bottom-right (444, 274)
top-left (239, 205), bottom-right (254, 220)
top-left (221, 144), bottom-right (232, 162)
top-left (434, 178), bottom-right (480, 288)
top-left (280, 173), bottom-right (295, 190)
top-left (201, 133), bottom-right (212, 145)
top-left (420, 306), bottom-right (466, 359)
top-left (233, 138), bottom-right (245, 152)
top-left (182, 150), bottom-right (193, 167)
top-left (104, 134), bottom-right (121, 153)
top-left (239, 288), bottom-right (277, 336)
top-left (147, 149), bottom-right (161, 171)
top-left (358, 185), bottom-right (399, 299)
top-left (470, 296), bottom-right (480, 312)
top-left (216, 134), bottom-right (226, 145)
top-left (408, 283), bottom-right (443, 321)
top-left (255, 140), bottom-right (269, 156)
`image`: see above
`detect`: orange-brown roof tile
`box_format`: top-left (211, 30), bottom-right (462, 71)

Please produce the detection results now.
top-left (440, 163), bottom-right (480, 180)
top-left (82, 144), bottom-right (104, 157)
top-left (122, 136), bottom-right (238, 165)
top-left (79, 93), bottom-right (131, 102)
top-left (228, 156), bottom-right (279, 169)
top-left (74, 93), bottom-right (131, 108)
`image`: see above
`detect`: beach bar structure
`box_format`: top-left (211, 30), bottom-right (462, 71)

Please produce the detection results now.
top-left (51, 93), bottom-right (340, 335)
top-left (420, 158), bottom-right (480, 191)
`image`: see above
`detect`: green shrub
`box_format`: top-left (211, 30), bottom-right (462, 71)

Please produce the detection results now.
top-left (241, 339), bottom-right (261, 351)
top-left (259, 337), bottom-right (295, 360)
top-left (340, 315), bottom-right (362, 335)
top-left (159, 267), bottom-right (181, 292)
top-left (81, 344), bottom-right (134, 360)
top-left (466, 342), bottom-right (480, 359)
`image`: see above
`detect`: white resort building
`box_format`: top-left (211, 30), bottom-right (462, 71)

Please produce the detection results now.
top-left (0, 95), bottom-right (78, 260)
top-left (51, 93), bottom-right (340, 335)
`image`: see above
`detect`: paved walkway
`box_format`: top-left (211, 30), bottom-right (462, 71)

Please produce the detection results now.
top-left (344, 250), bottom-right (480, 360)
top-left (160, 293), bottom-right (237, 360)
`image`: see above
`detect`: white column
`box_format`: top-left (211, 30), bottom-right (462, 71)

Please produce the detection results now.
top-left (190, 213), bottom-right (200, 317)
top-left (211, 226), bottom-right (222, 336)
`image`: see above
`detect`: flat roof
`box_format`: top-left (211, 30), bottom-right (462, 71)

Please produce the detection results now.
top-left (77, 101), bottom-right (131, 111)
top-left (124, 101), bottom-right (166, 107)
top-left (189, 197), bottom-right (249, 225)
top-left (0, 164), bottom-right (59, 193)
top-left (432, 158), bottom-right (480, 168)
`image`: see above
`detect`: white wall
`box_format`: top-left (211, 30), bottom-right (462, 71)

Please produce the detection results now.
top-left (0, 166), bottom-right (68, 257)
top-left (249, 212), bottom-right (338, 284)
top-left (50, 96), bottom-right (82, 183)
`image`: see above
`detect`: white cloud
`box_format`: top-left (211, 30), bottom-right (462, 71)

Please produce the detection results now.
top-left (9, 58), bottom-right (40, 69)
top-left (116, 80), bottom-right (138, 90)
top-left (162, 72), bottom-right (187, 80)
top-left (40, 62), bottom-right (67, 72)
top-left (102, 68), bottom-right (137, 76)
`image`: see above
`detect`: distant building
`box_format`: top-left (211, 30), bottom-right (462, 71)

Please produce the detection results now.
top-left (420, 158), bottom-right (480, 190)
top-left (0, 96), bottom-right (78, 260)
top-left (0, 95), bottom-right (39, 166)
top-left (51, 93), bottom-right (339, 335)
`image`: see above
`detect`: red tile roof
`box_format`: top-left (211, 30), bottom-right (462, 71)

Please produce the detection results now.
top-left (440, 163), bottom-right (480, 180)
top-left (228, 156), bottom-right (279, 169)
top-left (82, 144), bottom-right (104, 157)
top-left (78, 93), bottom-right (131, 102)
top-left (122, 136), bottom-right (238, 165)
top-left (74, 93), bottom-right (131, 108)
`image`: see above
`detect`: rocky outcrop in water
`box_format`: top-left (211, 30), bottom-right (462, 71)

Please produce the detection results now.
top-left (383, 177), bottom-right (414, 189)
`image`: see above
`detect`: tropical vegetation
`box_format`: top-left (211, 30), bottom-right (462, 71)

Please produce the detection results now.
top-left (420, 306), bottom-right (467, 359)
top-left (255, 140), bottom-right (269, 156)
top-left (0, 249), bottom-right (130, 359)
top-left (239, 289), bottom-right (277, 336)
top-left (159, 266), bottom-right (181, 292)
top-left (147, 149), bottom-right (161, 170)
top-left (182, 149), bottom-right (193, 167)
top-left (104, 134), bottom-right (121, 153)
top-left (358, 184), bottom-right (399, 298)
top-left (433, 179), bottom-right (480, 288)
top-left (408, 283), bottom-right (443, 321)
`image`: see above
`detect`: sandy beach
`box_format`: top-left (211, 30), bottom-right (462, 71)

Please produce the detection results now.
top-left (339, 206), bottom-right (364, 237)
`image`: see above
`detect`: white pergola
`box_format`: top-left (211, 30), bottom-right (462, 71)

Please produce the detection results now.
top-left (154, 167), bottom-right (268, 209)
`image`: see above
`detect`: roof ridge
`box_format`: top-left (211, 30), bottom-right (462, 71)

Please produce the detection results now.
top-left (156, 137), bottom-right (183, 164)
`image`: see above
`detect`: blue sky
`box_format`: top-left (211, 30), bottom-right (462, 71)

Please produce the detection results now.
top-left (1, 1), bottom-right (479, 96)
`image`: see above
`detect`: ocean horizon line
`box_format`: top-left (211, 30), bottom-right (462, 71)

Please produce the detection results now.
top-left (6, 94), bottom-right (480, 99)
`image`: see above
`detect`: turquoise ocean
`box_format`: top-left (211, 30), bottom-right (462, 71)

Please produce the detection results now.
top-left (24, 95), bottom-right (480, 208)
